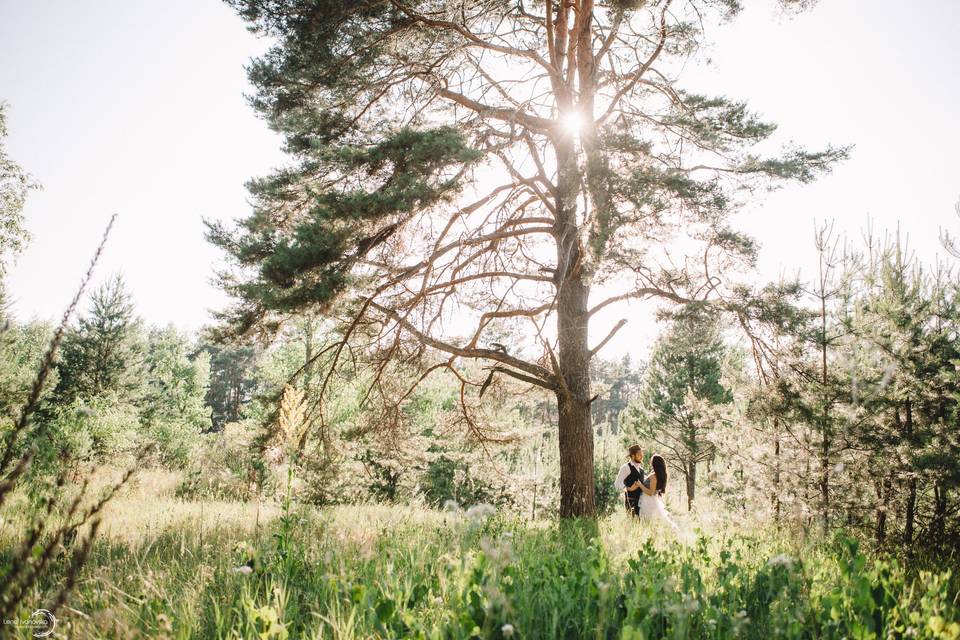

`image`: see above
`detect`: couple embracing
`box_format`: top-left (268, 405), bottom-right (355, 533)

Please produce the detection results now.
top-left (614, 444), bottom-right (678, 531)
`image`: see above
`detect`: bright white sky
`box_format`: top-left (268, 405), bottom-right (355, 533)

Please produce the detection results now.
top-left (1, 0), bottom-right (958, 361)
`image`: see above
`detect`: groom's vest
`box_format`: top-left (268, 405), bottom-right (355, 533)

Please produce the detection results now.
top-left (624, 464), bottom-right (648, 501)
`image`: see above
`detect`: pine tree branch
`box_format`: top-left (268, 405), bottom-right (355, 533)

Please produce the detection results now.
top-left (369, 300), bottom-right (556, 385)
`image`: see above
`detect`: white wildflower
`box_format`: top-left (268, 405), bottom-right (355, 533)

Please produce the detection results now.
top-left (231, 565), bottom-right (253, 575)
top-left (465, 503), bottom-right (496, 521)
top-left (480, 537), bottom-right (514, 564)
top-left (501, 623), bottom-right (515, 637)
top-left (767, 554), bottom-right (794, 568)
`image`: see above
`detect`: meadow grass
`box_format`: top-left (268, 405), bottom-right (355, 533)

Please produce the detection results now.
top-left (1, 475), bottom-right (958, 639)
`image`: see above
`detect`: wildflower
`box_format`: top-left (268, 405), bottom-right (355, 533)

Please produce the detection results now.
top-left (231, 565), bottom-right (253, 575)
top-left (928, 617), bottom-right (945, 634)
top-left (480, 537), bottom-right (514, 565)
top-left (156, 613), bottom-right (173, 633)
top-left (767, 554), bottom-right (794, 568)
top-left (432, 596), bottom-right (443, 606)
top-left (465, 503), bottom-right (496, 521)
top-left (501, 623), bottom-right (515, 637)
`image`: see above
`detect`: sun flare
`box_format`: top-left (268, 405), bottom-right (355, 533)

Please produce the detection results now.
top-left (562, 111), bottom-right (583, 135)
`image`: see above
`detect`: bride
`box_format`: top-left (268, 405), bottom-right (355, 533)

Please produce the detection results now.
top-left (635, 454), bottom-right (679, 530)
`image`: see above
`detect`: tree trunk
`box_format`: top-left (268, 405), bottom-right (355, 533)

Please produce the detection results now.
top-left (819, 289), bottom-right (830, 536)
top-left (554, 129), bottom-right (595, 519)
top-left (685, 415), bottom-right (698, 512)
top-left (773, 418), bottom-right (781, 529)
top-left (904, 399), bottom-right (916, 547)
top-left (686, 462), bottom-right (696, 512)
top-left (932, 483), bottom-right (947, 543)
top-left (905, 480), bottom-right (917, 547)
top-left (875, 475), bottom-right (891, 545)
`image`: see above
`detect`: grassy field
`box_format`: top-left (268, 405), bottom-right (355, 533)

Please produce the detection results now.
top-left (2, 470), bottom-right (958, 639)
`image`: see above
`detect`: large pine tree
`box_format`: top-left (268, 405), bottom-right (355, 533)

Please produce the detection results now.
top-left (210, 0), bottom-right (847, 516)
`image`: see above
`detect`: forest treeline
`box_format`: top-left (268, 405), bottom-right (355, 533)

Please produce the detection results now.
top-left (2, 218), bottom-right (958, 554)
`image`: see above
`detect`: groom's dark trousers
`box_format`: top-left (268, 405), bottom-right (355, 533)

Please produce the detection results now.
top-left (623, 464), bottom-right (645, 517)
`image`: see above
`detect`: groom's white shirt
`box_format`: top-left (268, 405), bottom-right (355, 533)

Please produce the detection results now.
top-left (614, 461), bottom-right (644, 491)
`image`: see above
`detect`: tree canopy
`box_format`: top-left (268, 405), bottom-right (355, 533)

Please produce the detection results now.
top-left (210, 0), bottom-right (847, 515)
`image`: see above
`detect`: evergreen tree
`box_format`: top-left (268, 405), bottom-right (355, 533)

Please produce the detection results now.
top-left (209, 0), bottom-right (847, 516)
top-left (201, 340), bottom-right (259, 431)
top-left (622, 307), bottom-right (732, 510)
top-left (590, 355), bottom-right (643, 438)
top-left (142, 326), bottom-right (212, 430)
top-left (54, 274), bottom-right (147, 405)
top-left (850, 235), bottom-right (960, 549)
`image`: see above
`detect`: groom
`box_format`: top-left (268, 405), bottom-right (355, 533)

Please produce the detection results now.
top-left (614, 444), bottom-right (647, 517)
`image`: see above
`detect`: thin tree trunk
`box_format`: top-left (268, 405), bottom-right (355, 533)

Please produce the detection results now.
top-left (773, 418), bottom-right (781, 529)
top-left (932, 483), bottom-right (947, 543)
top-left (303, 316), bottom-right (315, 391)
top-left (875, 475), bottom-right (891, 545)
top-left (820, 286), bottom-right (830, 535)
top-left (904, 399), bottom-right (916, 547)
top-left (686, 462), bottom-right (696, 512)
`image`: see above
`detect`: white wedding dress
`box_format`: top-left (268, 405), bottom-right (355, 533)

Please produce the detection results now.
top-left (638, 492), bottom-right (679, 531)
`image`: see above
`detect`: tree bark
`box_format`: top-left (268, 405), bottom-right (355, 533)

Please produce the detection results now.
top-left (773, 418), bottom-right (781, 529)
top-left (904, 399), bottom-right (916, 547)
top-left (554, 129), bottom-right (595, 518)
top-left (819, 287), bottom-right (830, 536)
top-left (685, 461), bottom-right (696, 511)
top-left (875, 475), bottom-right (891, 545)
top-left (932, 483), bottom-right (947, 543)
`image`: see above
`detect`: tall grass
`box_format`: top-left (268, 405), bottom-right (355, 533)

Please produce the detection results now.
top-left (3, 484), bottom-right (957, 639)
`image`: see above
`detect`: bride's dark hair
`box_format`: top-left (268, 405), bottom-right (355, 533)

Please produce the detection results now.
top-left (651, 455), bottom-right (667, 495)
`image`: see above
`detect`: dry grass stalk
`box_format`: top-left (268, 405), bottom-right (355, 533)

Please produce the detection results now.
top-left (0, 214), bottom-right (152, 632)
